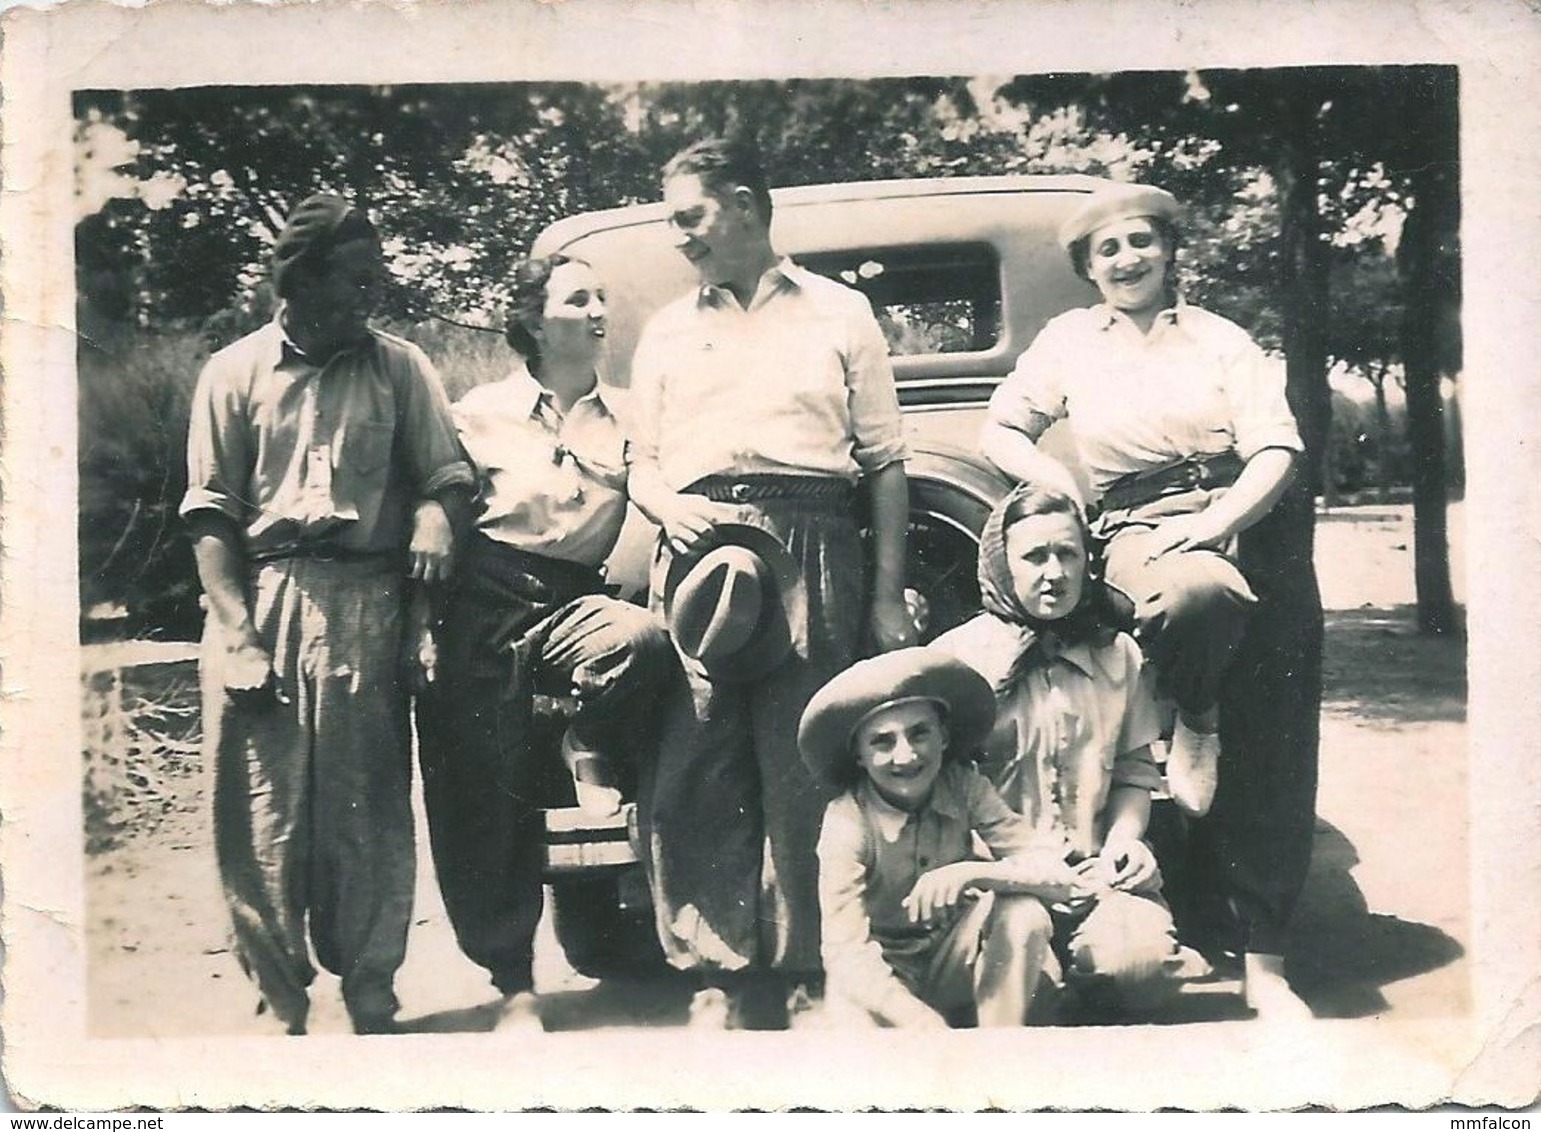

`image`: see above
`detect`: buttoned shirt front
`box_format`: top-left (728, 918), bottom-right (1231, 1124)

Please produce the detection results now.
top-left (454, 366), bottom-right (628, 568)
top-left (180, 318), bottom-right (474, 557)
top-left (987, 301), bottom-right (1304, 497)
top-left (628, 259), bottom-right (909, 489)
top-left (934, 615), bottom-right (1163, 859)
top-left (817, 761), bottom-right (1047, 1023)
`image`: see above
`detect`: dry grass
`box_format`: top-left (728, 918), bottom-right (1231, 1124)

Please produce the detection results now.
top-left (82, 659), bottom-right (202, 856)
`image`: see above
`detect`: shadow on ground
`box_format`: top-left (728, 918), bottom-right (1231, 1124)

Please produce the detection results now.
top-left (400, 976), bottom-right (696, 1034)
top-left (1286, 819), bottom-right (1465, 1019)
top-left (1321, 604), bottom-right (1466, 726)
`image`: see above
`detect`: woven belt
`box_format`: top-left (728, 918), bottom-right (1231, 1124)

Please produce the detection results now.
top-left (1098, 452), bottom-right (1244, 514)
top-left (683, 474), bottom-right (855, 508)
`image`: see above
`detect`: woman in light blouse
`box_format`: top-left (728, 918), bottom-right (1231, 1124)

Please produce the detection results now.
top-left (979, 182), bottom-right (1314, 1021)
top-left (413, 254), bottom-right (671, 1029)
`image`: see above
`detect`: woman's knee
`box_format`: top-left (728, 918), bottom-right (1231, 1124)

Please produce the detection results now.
top-left (1069, 893), bottom-right (1177, 984)
top-left (1147, 553), bottom-right (1254, 630)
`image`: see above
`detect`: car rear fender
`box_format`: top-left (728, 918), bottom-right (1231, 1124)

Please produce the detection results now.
top-left (902, 440), bottom-right (1014, 540)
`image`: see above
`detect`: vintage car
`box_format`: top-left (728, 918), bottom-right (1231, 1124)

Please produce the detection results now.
top-left (525, 173), bottom-right (1116, 975)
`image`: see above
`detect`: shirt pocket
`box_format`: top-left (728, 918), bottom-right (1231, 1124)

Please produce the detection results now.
top-left (340, 419), bottom-right (395, 478)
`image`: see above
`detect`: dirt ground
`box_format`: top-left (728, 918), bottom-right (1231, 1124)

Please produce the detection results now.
top-left (83, 502), bottom-right (1469, 1038)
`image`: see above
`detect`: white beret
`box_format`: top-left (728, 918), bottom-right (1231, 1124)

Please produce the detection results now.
top-left (1059, 182), bottom-right (1183, 255)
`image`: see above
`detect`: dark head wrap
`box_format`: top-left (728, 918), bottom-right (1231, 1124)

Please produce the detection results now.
top-left (272, 193), bottom-right (379, 298)
top-left (977, 481), bottom-right (1134, 652)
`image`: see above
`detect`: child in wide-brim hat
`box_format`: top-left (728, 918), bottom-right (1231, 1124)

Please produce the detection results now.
top-left (800, 647), bottom-right (1088, 1028)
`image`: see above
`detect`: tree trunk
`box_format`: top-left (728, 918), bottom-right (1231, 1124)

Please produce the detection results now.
top-left (1394, 70), bottom-right (1460, 635)
top-left (1272, 86), bottom-right (1333, 517)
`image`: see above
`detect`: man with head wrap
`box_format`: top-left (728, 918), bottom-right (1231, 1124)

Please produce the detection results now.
top-left (180, 193), bottom-right (475, 1034)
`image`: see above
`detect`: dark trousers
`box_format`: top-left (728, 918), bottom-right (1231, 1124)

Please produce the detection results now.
top-left (638, 499), bottom-right (866, 976)
top-left (415, 536), bottom-right (671, 992)
top-left (1132, 487), bottom-right (1323, 956)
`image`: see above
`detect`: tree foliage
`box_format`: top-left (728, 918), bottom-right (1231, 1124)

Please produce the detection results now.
top-left (74, 72), bottom-right (1457, 636)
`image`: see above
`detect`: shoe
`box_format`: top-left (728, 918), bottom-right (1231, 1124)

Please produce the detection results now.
top-left (347, 990), bottom-right (403, 1036)
top-left (1167, 719), bottom-right (1221, 817)
top-left (492, 990), bottom-right (543, 1033)
top-left (689, 976), bottom-right (792, 1030)
top-left (349, 1011), bottom-right (400, 1036)
top-left (1164, 944), bottom-right (1215, 981)
top-left (688, 987), bottom-right (732, 1030)
top-left (561, 728), bottom-right (623, 816)
top-left (1244, 952), bottom-right (1313, 1023)
top-left (728, 974), bottom-right (791, 1031)
top-left (255, 995), bottom-right (308, 1036)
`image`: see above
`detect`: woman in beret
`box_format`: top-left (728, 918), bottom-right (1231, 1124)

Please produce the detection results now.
top-left (979, 182), bottom-right (1313, 1021)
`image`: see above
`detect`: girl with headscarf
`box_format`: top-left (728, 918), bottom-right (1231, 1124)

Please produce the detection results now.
top-left (932, 482), bottom-right (1189, 1022)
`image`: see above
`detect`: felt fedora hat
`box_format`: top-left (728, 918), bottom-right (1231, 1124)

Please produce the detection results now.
top-left (797, 647), bottom-right (997, 790)
top-left (663, 522), bottom-right (806, 683)
top-left (1058, 182), bottom-right (1183, 257)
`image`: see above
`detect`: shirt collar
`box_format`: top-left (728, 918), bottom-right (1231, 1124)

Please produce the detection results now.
top-left (505, 362), bottom-right (611, 420)
top-left (272, 309), bottom-right (373, 368)
top-left (698, 257), bottom-right (802, 310)
top-left (856, 763), bottom-right (968, 843)
top-left (1091, 295), bottom-right (1190, 334)
top-left (1046, 637), bottom-right (1098, 678)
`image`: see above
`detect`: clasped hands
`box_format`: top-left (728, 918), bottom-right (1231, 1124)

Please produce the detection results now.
top-left (899, 839), bottom-right (1158, 926)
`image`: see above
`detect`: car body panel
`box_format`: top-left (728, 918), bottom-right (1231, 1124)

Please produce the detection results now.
top-left (541, 175), bottom-right (1111, 595)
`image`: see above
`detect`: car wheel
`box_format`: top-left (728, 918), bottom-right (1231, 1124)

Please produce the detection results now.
top-left (548, 866), bottom-right (666, 980)
top-left (904, 478), bottom-right (995, 643)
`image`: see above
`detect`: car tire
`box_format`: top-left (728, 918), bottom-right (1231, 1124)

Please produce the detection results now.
top-left (548, 867), bottom-right (666, 980)
top-left (904, 463), bottom-right (1009, 643)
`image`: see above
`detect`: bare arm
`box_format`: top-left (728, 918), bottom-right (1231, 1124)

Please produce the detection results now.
top-left (1095, 779), bottom-right (1161, 892)
top-left (979, 412), bottom-right (1085, 505)
top-left (1102, 782), bottom-right (1153, 846)
top-left (626, 460), bottom-right (738, 555)
top-left (1198, 447), bottom-right (1297, 541)
top-left (865, 461), bottom-right (915, 651)
top-left (903, 851), bottom-right (1086, 925)
top-left (1137, 447), bottom-right (1298, 561)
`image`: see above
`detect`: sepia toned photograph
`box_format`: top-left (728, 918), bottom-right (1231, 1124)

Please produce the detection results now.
top-left (3, 0), bottom-right (1538, 1114)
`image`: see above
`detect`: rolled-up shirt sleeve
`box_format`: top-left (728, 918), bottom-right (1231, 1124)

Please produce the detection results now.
top-left (394, 343), bottom-right (476, 498)
top-left (1224, 337), bottom-right (1304, 461)
top-left (1110, 639), bottom-right (1165, 793)
top-left (987, 317), bottom-right (1071, 433)
top-left (818, 795), bottom-right (938, 1027)
top-left (845, 298), bottom-right (909, 474)
top-left (180, 356), bottom-right (252, 527)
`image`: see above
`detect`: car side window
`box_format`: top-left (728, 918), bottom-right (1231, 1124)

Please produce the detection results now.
top-left (798, 243), bottom-right (1002, 357)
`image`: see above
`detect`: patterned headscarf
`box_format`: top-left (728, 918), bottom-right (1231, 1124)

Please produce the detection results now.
top-left (977, 481), bottom-right (1133, 651)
